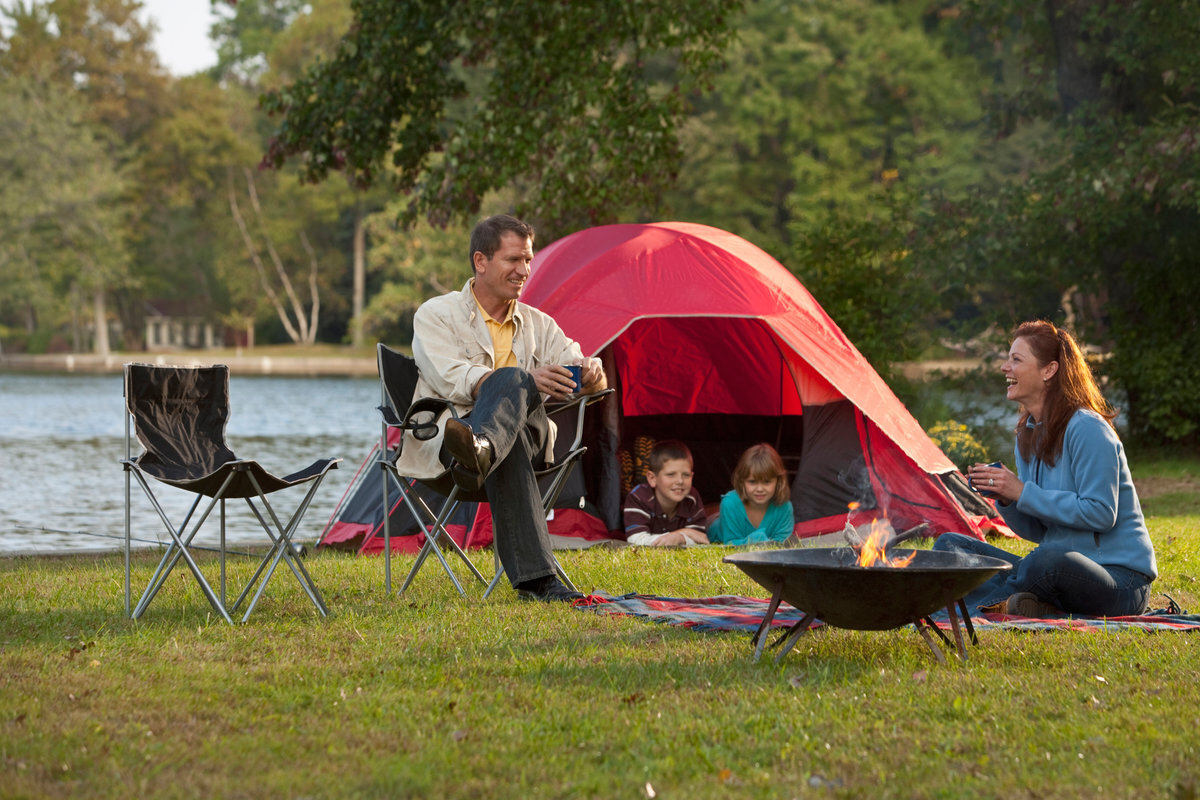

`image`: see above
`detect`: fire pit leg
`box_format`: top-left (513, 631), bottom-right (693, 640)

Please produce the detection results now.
top-left (944, 599), bottom-right (969, 661)
top-left (921, 616), bottom-right (957, 650)
top-left (958, 598), bottom-right (979, 646)
top-left (913, 619), bottom-right (949, 666)
top-left (940, 597), bottom-right (969, 662)
top-left (751, 584), bottom-right (787, 662)
top-left (771, 613), bottom-right (817, 665)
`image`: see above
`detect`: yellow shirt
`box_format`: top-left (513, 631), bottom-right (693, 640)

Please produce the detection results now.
top-left (471, 280), bottom-right (517, 369)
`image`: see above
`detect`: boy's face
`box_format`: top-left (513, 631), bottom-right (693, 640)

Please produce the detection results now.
top-left (647, 457), bottom-right (693, 508)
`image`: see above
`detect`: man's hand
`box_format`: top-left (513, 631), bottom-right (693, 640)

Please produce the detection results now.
top-left (532, 365), bottom-right (577, 400)
top-left (534, 358), bottom-right (607, 399)
top-left (580, 357), bottom-right (607, 392)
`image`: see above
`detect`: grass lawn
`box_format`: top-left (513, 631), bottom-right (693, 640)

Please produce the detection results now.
top-left (2, 456), bottom-right (1199, 799)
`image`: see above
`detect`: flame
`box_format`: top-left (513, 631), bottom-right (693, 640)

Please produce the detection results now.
top-left (854, 517), bottom-right (916, 568)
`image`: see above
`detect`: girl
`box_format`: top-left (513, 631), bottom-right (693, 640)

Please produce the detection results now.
top-left (708, 443), bottom-right (795, 545)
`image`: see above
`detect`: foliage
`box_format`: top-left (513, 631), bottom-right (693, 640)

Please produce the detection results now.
top-left (358, 215), bottom-right (471, 345)
top-left (0, 0), bottom-right (168, 142)
top-left (926, 419), bottom-right (990, 472)
top-left (208, 0), bottom-right (310, 84)
top-left (785, 198), bottom-right (942, 380)
top-left (0, 74), bottom-right (132, 352)
top-left (259, 0), bottom-right (743, 237)
top-left (665, 0), bottom-right (994, 255)
top-left (0, 0), bottom-right (165, 352)
top-left (919, 0), bottom-right (1200, 446)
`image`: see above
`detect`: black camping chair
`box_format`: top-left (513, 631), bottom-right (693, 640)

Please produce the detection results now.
top-left (375, 344), bottom-right (612, 596)
top-left (122, 364), bottom-right (340, 623)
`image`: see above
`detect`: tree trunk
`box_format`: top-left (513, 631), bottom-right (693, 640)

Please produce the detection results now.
top-left (352, 198), bottom-right (366, 348)
top-left (1043, 0), bottom-right (1106, 117)
top-left (92, 286), bottom-right (110, 355)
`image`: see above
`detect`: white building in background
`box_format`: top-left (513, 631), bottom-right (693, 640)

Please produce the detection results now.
top-left (143, 301), bottom-right (219, 350)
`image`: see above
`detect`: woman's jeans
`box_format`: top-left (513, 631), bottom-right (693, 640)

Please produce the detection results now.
top-left (932, 533), bottom-right (1152, 615)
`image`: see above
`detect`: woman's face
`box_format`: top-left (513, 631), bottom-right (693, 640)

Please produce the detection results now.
top-left (1002, 336), bottom-right (1055, 413)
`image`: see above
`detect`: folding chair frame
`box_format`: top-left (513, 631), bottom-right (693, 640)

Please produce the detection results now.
top-left (374, 344), bottom-right (611, 597)
top-left (122, 364), bottom-right (339, 623)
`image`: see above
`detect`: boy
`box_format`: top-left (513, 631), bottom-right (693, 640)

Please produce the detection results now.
top-left (623, 440), bottom-right (709, 546)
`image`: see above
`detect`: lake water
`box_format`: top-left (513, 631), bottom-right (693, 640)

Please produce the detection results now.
top-left (0, 372), bottom-right (381, 555)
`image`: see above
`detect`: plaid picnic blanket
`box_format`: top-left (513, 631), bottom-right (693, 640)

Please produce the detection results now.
top-left (575, 593), bottom-right (1200, 633)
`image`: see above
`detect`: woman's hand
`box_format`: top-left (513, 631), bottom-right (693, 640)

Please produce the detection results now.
top-left (968, 462), bottom-right (1022, 505)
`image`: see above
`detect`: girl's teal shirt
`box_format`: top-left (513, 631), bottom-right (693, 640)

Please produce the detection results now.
top-left (708, 490), bottom-right (794, 545)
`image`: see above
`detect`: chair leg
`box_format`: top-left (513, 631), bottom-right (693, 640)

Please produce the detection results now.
top-left (128, 472), bottom-right (234, 624)
top-left (381, 459), bottom-right (392, 594)
top-left (124, 461), bottom-right (132, 618)
top-left (230, 473), bottom-right (331, 621)
top-left (393, 483), bottom-right (487, 596)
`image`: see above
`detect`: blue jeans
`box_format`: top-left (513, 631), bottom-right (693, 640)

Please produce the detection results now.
top-left (932, 533), bottom-right (1152, 615)
top-left (444, 367), bottom-right (557, 588)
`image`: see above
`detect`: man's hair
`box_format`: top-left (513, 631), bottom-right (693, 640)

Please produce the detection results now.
top-left (469, 214), bottom-right (535, 272)
top-left (647, 439), bottom-right (693, 474)
top-left (731, 443), bottom-right (791, 506)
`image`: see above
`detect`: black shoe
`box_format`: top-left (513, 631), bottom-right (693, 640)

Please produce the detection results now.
top-left (444, 418), bottom-right (493, 488)
top-left (516, 576), bottom-right (584, 603)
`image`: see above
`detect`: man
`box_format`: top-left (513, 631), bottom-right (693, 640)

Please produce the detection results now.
top-left (395, 214), bottom-right (607, 602)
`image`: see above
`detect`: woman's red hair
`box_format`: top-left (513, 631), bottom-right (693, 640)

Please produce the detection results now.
top-left (1012, 320), bottom-right (1116, 465)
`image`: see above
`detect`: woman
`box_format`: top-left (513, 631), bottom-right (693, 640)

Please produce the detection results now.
top-left (934, 320), bottom-right (1156, 616)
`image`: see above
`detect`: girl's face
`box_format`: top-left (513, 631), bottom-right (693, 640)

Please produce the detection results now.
top-left (742, 476), bottom-right (778, 508)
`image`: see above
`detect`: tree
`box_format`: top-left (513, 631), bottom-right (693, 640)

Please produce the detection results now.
top-left (132, 75), bottom-right (253, 329)
top-left (2, 0), bottom-right (168, 352)
top-left (921, 0), bottom-right (1200, 444)
top-left (259, 0), bottom-right (743, 237)
top-left (665, 0), bottom-right (994, 256)
top-left (210, 0), bottom-right (383, 347)
top-left (0, 75), bottom-right (132, 354)
top-left (1, 0), bottom-right (167, 142)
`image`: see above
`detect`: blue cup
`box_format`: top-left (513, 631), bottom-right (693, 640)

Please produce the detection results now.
top-left (566, 364), bottom-right (583, 393)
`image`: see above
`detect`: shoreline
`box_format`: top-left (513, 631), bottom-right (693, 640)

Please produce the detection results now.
top-left (2, 352), bottom-right (984, 380)
top-left (0, 351), bottom-right (378, 378)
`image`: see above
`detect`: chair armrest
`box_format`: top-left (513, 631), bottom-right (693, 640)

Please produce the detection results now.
top-left (545, 388), bottom-right (614, 450)
top-left (545, 387), bottom-right (614, 418)
top-left (377, 395), bottom-right (460, 442)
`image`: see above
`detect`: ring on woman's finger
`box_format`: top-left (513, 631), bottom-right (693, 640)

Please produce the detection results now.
top-left (989, 478), bottom-right (995, 487)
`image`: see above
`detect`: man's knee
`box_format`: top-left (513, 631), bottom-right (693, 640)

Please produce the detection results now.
top-left (480, 366), bottom-right (538, 399)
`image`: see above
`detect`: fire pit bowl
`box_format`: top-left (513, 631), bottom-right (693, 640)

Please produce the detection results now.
top-left (723, 547), bottom-right (1012, 663)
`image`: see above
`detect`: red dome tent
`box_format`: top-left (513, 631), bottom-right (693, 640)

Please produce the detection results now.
top-left (521, 221), bottom-right (995, 540)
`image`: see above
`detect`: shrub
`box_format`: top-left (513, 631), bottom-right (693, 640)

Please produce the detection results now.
top-left (926, 419), bottom-right (989, 472)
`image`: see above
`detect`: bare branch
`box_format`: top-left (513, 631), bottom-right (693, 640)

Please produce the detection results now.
top-left (242, 167), bottom-right (309, 341)
top-left (227, 167), bottom-right (302, 343)
top-left (298, 229), bottom-right (322, 346)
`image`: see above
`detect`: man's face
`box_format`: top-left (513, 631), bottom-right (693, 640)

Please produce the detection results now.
top-left (473, 232), bottom-right (533, 309)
